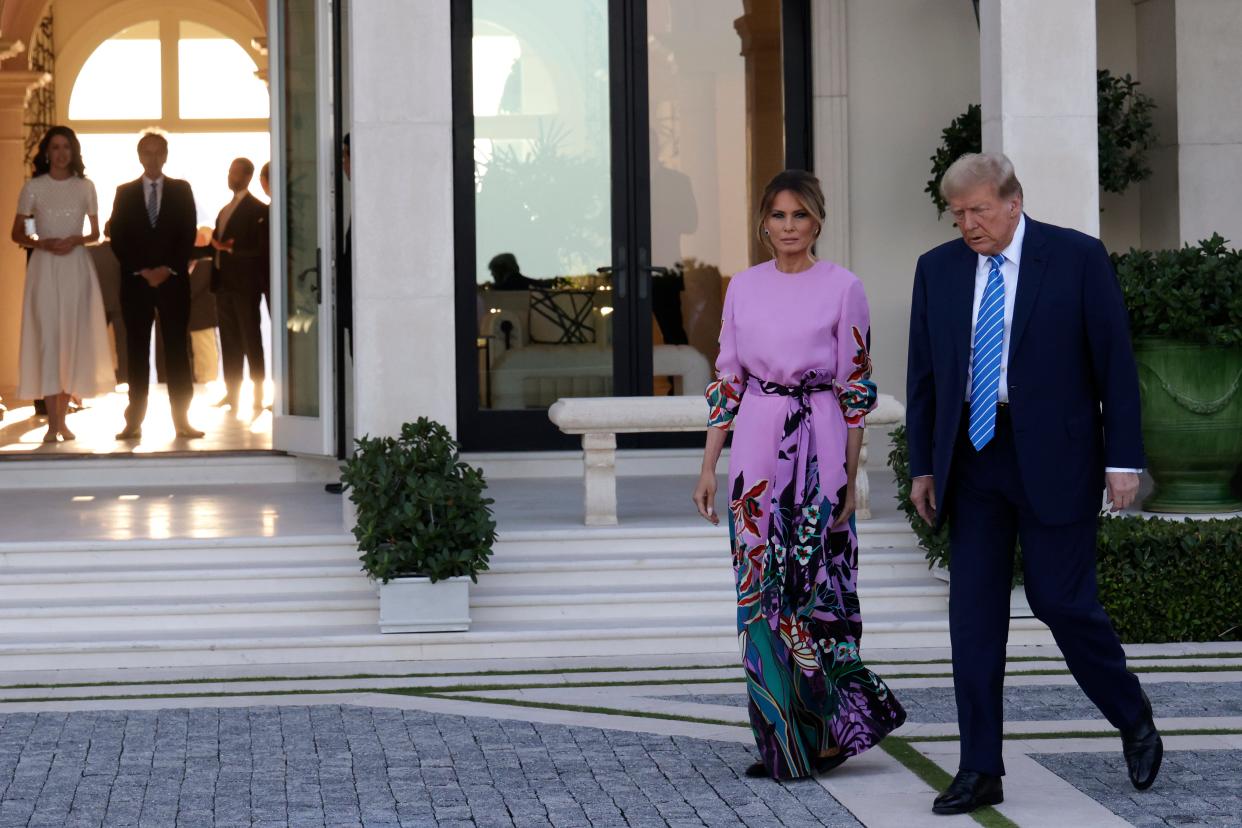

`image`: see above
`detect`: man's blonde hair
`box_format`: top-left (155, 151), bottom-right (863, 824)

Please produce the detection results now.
top-left (940, 152), bottom-right (1023, 203)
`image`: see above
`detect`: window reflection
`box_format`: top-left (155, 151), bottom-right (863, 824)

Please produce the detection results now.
top-left (473, 1), bottom-right (613, 410)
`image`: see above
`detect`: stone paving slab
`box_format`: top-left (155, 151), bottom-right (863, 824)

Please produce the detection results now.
top-left (660, 680), bottom-right (1242, 723)
top-left (0, 706), bottom-right (862, 828)
top-left (1033, 749), bottom-right (1242, 827)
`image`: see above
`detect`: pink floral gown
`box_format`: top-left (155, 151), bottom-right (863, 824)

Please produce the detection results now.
top-left (706, 259), bottom-right (906, 779)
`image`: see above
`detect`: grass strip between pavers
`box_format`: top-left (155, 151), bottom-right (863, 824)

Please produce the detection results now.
top-left (0, 663), bottom-right (741, 691)
top-left (0, 675), bottom-right (745, 705)
top-left (415, 692), bottom-right (745, 728)
top-left (907, 727), bottom-right (1242, 743)
top-left (880, 738), bottom-right (1018, 828)
top-left (1, 650), bottom-right (1236, 691)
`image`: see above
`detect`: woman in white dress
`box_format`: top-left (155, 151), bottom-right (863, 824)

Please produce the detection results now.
top-left (9, 126), bottom-right (113, 443)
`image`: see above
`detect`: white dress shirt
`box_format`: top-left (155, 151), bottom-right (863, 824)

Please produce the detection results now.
top-left (215, 190), bottom-right (246, 267)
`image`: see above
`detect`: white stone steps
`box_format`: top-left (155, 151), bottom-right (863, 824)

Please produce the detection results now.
top-left (492, 519), bottom-right (916, 555)
top-left (0, 592), bottom-right (377, 634)
top-left (0, 455), bottom-right (341, 490)
top-left (0, 563), bottom-right (371, 601)
top-left (0, 615), bottom-right (1051, 673)
top-left (0, 536), bottom-right (358, 568)
top-left (469, 578), bottom-right (950, 624)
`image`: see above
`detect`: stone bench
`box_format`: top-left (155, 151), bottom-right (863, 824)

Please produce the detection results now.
top-left (548, 393), bottom-right (905, 525)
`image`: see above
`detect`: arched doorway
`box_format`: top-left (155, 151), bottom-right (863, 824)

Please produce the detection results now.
top-left (0, 0), bottom-right (275, 454)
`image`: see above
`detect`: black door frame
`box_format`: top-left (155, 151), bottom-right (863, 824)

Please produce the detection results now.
top-left (452, 0), bottom-right (812, 452)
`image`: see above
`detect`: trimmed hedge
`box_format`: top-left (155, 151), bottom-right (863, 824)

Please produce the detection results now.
top-left (887, 426), bottom-right (1242, 642)
top-left (1097, 515), bottom-right (1242, 643)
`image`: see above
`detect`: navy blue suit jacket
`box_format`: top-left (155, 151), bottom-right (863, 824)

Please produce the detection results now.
top-left (905, 216), bottom-right (1145, 527)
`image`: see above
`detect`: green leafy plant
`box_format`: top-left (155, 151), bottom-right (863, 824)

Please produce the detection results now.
top-left (887, 425), bottom-right (1022, 585)
top-left (1097, 515), bottom-right (1242, 642)
top-left (1113, 234), bottom-right (1242, 347)
top-left (925, 105), bottom-right (981, 217)
top-left (926, 70), bottom-right (1157, 216)
top-left (886, 425), bottom-right (952, 572)
top-left (342, 418), bottom-right (497, 584)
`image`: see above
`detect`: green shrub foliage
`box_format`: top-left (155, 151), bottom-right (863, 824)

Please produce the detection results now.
top-left (927, 70), bottom-right (1156, 216)
top-left (889, 428), bottom-right (1242, 642)
top-left (886, 425), bottom-right (952, 572)
top-left (342, 418), bottom-right (497, 584)
top-left (925, 105), bottom-right (981, 218)
top-left (1112, 234), bottom-right (1242, 347)
top-left (1097, 515), bottom-right (1242, 643)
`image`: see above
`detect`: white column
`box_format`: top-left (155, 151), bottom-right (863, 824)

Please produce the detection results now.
top-left (811, 0), bottom-right (849, 267)
top-left (1138, 0), bottom-right (1242, 248)
top-left (347, 2), bottom-right (456, 438)
top-left (0, 70), bottom-right (47, 399)
top-left (980, 0), bottom-right (1099, 235)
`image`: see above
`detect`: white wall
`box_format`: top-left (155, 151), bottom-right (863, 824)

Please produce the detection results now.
top-left (842, 0), bottom-right (978, 405)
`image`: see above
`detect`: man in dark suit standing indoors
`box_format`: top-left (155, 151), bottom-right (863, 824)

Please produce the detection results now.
top-left (905, 153), bottom-right (1162, 815)
top-left (210, 157), bottom-right (268, 415)
top-left (111, 130), bottom-right (202, 440)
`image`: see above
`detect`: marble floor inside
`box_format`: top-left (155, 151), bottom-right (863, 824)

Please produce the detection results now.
top-left (0, 381), bottom-right (273, 457)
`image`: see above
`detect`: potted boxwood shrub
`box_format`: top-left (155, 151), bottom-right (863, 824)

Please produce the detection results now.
top-left (1114, 235), bottom-right (1242, 512)
top-left (342, 417), bottom-right (497, 633)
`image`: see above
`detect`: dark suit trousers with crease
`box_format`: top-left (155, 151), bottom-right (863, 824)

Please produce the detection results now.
top-left (216, 290), bottom-right (266, 396)
top-left (121, 273), bottom-right (194, 426)
top-left (946, 407), bottom-right (1144, 777)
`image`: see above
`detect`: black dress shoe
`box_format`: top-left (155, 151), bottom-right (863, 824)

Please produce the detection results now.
top-left (743, 761), bottom-right (769, 778)
top-left (1122, 688), bottom-right (1163, 790)
top-left (324, 482), bottom-right (345, 494)
top-left (933, 770), bottom-right (1003, 815)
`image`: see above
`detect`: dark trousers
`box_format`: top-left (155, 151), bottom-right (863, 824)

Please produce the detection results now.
top-left (216, 290), bottom-right (265, 398)
top-left (947, 406), bottom-right (1144, 776)
top-left (120, 273), bottom-right (193, 426)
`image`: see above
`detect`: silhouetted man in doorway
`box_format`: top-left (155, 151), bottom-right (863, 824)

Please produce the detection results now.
top-left (110, 130), bottom-right (201, 440)
top-left (210, 157), bottom-right (268, 415)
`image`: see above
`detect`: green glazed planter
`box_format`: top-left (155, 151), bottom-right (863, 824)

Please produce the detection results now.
top-left (1134, 338), bottom-right (1242, 513)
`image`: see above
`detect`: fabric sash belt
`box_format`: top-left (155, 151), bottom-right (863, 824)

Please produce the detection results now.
top-left (747, 370), bottom-right (834, 511)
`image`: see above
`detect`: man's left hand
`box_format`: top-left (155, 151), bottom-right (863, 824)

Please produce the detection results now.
top-left (1106, 471), bottom-right (1140, 512)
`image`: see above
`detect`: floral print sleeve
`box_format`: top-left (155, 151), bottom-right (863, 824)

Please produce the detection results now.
top-left (834, 277), bottom-right (877, 428)
top-left (707, 281), bottom-right (745, 430)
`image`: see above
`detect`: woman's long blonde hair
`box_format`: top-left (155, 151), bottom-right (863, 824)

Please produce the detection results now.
top-left (754, 169), bottom-right (826, 258)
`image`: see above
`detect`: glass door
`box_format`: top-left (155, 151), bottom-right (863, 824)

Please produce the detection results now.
top-left (643, 0), bottom-right (789, 400)
top-left (269, 0), bottom-right (338, 455)
top-left (457, 0), bottom-right (623, 450)
top-left (453, 0), bottom-right (807, 450)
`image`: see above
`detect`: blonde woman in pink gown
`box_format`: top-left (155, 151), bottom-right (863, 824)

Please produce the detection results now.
top-left (10, 126), bottom-right (113, 442)
top-left (693, 170), bottom-right (905, 780)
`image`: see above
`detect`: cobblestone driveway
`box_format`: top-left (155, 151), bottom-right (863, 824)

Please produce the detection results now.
top-left (0, 706), bottom-right (861, 828)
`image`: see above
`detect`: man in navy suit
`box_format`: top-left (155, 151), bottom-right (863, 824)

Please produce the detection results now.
top-left (905, 153), bottom-right (1162, 814)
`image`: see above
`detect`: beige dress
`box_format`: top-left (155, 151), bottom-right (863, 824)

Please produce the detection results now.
top-left (16, 175), bottom-right (113, 400)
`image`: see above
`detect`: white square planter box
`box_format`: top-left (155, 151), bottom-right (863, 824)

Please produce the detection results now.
top-left (378, 576), bottom-right (471, 633)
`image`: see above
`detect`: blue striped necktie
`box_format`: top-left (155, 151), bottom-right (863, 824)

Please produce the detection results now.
top-left (146, 181), bottom-right (158, 227)
top-left (969, 254), bottom-right (1007, 450)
